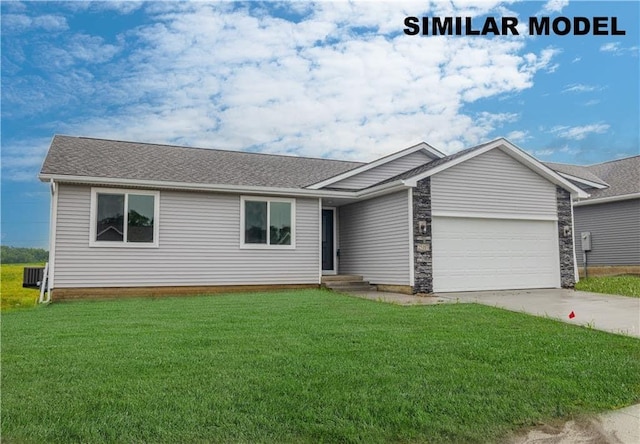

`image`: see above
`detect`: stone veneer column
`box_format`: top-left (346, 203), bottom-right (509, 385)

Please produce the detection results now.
top-left (413, 178), bottom-right (433, 293)
top-left (557, 186), bottom-right (575, 288)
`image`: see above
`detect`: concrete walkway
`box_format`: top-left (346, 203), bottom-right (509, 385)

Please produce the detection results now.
top-left (436, 288), bottom-right (640, 337)
top-left (348, 288), bottom-right (639, 337)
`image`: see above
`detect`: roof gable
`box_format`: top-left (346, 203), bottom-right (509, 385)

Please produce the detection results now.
top-left (306, 142), bottom-right (444, 190)
top-left (378, 138), bottom-right (588, 198)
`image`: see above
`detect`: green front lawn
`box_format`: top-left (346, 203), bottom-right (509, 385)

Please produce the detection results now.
top-left (2, 290), bottom-right (639, 443)
top-left (576, 275), bottom-right (640, 298)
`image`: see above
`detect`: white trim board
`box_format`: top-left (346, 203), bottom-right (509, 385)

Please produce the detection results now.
top-left (557, 172), bottom-right (608, 189)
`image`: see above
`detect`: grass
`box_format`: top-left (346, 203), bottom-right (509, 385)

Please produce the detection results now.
top-left (576, 275), bottom-right (640, 298)
top-left (1, 263), bottom-right (43, 311)
top-left (2, 290), bottom-right (639, 443)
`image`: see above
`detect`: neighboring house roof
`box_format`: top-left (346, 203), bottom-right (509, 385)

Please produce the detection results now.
top-left (545, 155), bottom-right (640, 204)
top-left (40, 135), bottom-right (364, 189)
top-left (543, 162), bottom-right (609, 188)
top-left (585, 156), bottom-right (640, 199)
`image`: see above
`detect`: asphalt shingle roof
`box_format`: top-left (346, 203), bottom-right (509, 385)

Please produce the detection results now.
top-left (545, 156), bottom-right (640, 200)
top-left (40, 135), bottom-right (364, 189)
top-left (543, 162), bottom-right (608, 186)
top-left (584, 156), bottom-right (640, 199)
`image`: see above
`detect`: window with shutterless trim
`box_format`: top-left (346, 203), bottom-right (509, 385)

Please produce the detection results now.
top-left (240, 196), bottom-right (295, 249)
top-left (89, 188), bottom-right (159, 247)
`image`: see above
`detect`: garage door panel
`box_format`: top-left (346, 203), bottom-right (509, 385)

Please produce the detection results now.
top-left (432, 217), bottom-right (561, 292)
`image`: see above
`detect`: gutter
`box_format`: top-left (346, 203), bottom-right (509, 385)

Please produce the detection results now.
top-left (573, 192), bottom-right (640, 207)
top-left (38, 174), bottom-right (410, 201)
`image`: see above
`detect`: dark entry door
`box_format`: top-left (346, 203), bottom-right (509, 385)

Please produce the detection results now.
top-left (322, 209), bottom-right (334, 272)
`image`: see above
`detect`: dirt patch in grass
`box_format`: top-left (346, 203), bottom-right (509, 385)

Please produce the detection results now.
top-left (510, 416), bottom-right (624, 444)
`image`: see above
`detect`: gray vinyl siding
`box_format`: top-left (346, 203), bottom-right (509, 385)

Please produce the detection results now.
top-left (53, 184), bottom-right (320, 288)
top-left (574, 199), bottom-right (640, 266)
top-left (431, 149), bottom-right (558, 218)
top-left (331, 151), bottom-right (432, 190)
top-left (338, 190), bottom-right (410, 285)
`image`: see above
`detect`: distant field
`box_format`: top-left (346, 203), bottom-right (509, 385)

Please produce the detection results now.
top-left (1, 263), bottom-right (43, 311)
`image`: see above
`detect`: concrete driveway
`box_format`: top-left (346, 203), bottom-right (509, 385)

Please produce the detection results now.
top-left (436, 288), bottom-right (640, 337)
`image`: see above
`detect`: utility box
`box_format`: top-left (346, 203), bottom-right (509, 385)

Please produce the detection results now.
top-left (581, 232), bottom-right (592, 252)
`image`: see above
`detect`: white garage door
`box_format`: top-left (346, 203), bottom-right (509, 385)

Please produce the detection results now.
top-left (432, 217), bottom-right (561, 292)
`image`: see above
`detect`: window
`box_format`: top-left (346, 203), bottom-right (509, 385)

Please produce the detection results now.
top-left (241, 196), bottom-right (295, 248)
top-left (90, 188), bottom-right (159, 247)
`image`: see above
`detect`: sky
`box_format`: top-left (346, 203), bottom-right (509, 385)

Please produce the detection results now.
top-left (1, 0), bottom-right (638, 248)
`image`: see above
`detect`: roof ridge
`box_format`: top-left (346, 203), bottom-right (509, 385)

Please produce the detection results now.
top-left (54, 134), bottom-right (365, 165)
top-left (585, 154), bottom-right (640, 167)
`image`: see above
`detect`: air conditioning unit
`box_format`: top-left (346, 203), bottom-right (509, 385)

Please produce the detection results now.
top-left (23, 267), bottom-right (45, 288)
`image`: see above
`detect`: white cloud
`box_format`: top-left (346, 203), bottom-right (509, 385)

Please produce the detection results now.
top-left (601, 42), bottom-right (622, 54)
top-left (539, 0), bottom-right (569, 15)
top-left (3, 1), bottom-right (565, 178)
top-left (562, 83), bottom-right (601, 93)
top-left (1, 13), bottom-right (68, 33)
top-left (550, 123), bottom-right (610, 140)
top-left (0, 138), bottom-right (51, 182)
top-left (506, 130), bottom-right (529, 142)
top-left (600, 42), bottom-right (639, 56)
top-left (530, 149), bottom-right (554, 156)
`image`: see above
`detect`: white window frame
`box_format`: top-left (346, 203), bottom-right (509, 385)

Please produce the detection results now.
top-left (240, 196), bottom-right (296, 249)
top-left (89, 187), bottom-right (160, 248)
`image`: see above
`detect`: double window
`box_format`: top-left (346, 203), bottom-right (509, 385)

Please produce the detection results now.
top-left (90, 188), bottom-right (159, 247)
top-left (241, 196), bottom-right (295, 248)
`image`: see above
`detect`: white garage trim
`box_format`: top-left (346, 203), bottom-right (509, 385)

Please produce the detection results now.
top-left (432, 216), bottom-right (561, 292)
top-left (432, 210), bottom-right (558, 221)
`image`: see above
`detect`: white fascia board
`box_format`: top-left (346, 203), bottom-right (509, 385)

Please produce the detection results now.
top-left (306, 142), bottom-right (444, 190)
top-left (404, 138), bottom-right (590, 199)
top-left (557, 172), bottom-right (608, 189)
top-left (38, 174), bottom-right (409, 200)
top-left (573, 193), bottom-right (640, 207)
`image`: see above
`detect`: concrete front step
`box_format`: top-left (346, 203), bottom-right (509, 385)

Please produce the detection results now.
top-left (325, 283), bottom-right (377, 292)
top-left (321, 275), bottom-right (363, 283)
top-left (321, 274), bottom-right (377, 292)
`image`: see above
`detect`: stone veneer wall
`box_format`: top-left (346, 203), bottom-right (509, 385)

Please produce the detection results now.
top-left (413, 178), bottom-right (433, 293)
top-left (557, 186), bottom-right (576, 288)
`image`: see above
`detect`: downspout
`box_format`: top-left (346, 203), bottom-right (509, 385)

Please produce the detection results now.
top-left (318, 198), bottom-right (322, 285)
top-left (43, 179), bottom-right (57, 303)
top-left (408, 188), bottom-right (415, 288)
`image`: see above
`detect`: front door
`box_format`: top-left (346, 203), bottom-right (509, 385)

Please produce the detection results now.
top-left (322, 208), bottom-right (336, 274)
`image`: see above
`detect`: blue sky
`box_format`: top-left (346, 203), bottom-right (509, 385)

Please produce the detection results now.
top-left (1, 0), bottom-right (638, 248)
